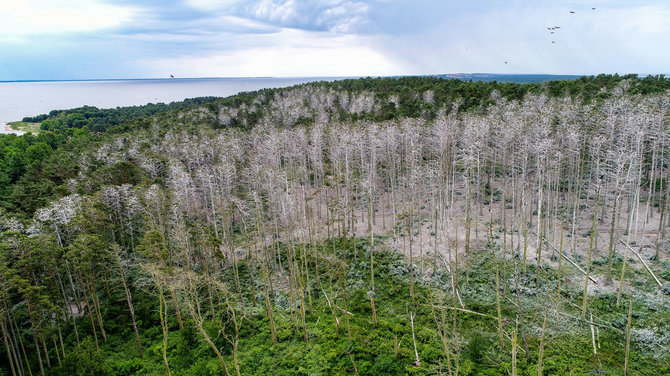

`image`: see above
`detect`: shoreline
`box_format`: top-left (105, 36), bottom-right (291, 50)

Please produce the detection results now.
top-left (3, 123), bottom-right (25, 135)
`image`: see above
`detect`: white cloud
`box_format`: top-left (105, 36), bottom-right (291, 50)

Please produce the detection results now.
top-left (184, 0), bottom-right (371, 33)
top-left (184, 0), bottom-right (245, 11)
top-left (247, 0), bottom-right (370, 32)
top-left (0, 0), bottom-right (138, 39)
top-left (144, 28), bottom-right (403, 77)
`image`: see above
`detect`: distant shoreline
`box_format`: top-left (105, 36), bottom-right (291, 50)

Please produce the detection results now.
top-left (1, 73), bottom-right (665, 84)
top-left (0, 76), bottom-right (347, 84)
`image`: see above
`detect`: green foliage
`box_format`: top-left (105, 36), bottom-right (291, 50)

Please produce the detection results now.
top-left (27, 98), bottom-right (221, 133)
top-left (51, 339), bottom-right (111, 376)
top-left (138, 230), bottom-right (168, 263)
top-left (91, 161), bottom-right (142, 187)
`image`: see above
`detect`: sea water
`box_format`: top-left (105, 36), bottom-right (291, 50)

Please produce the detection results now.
top-left (0, 77), bottom-right (337, 133)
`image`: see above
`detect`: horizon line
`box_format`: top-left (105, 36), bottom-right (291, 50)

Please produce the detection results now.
top-left (0, 73), bottom-right (636, 84)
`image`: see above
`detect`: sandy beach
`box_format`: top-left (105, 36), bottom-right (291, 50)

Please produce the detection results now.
top-left (3, 123), bottom-right (25, 135)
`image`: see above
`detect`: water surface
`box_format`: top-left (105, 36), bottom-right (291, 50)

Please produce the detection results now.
top-left (0, 77), bottom-right (337, 133)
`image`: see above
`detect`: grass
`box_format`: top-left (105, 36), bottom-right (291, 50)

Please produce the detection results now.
top-left (8, 121), bottom-right (41, 134)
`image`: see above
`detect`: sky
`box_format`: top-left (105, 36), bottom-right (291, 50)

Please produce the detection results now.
top-left (1, 0), bottom-right (669, 80)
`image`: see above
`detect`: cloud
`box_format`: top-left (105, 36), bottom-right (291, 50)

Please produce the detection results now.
top-left (143, 28), bottom-right (403, 77)
top-left (1, 0), bottom-right (669, 79)
top-left (184, 0), bottom-right (372, 33)
top-left (0, 0), bottom-right (139, 41)
top-left (184, 0), bottom-right (245, 11)
top-left (247, 0), bottom-right (370, 32)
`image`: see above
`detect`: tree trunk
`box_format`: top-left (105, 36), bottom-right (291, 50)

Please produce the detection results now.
top-left (624, 297), bottom-right (633, 375)
top-left (1, 319), bottom-right (18, 376)
top-left (582, 198), bottom-right (599, 319)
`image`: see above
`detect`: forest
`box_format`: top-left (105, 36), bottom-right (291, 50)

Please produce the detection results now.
top-left (1, 75), bottom-right (669, 375)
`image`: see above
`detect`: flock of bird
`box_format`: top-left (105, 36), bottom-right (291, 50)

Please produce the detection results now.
top-left (503, 7), bottom-right (597, 67)
top-left (549, 7), bottom-right (596, 45)
top-left (547, 26), bottom-right (561, 44)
